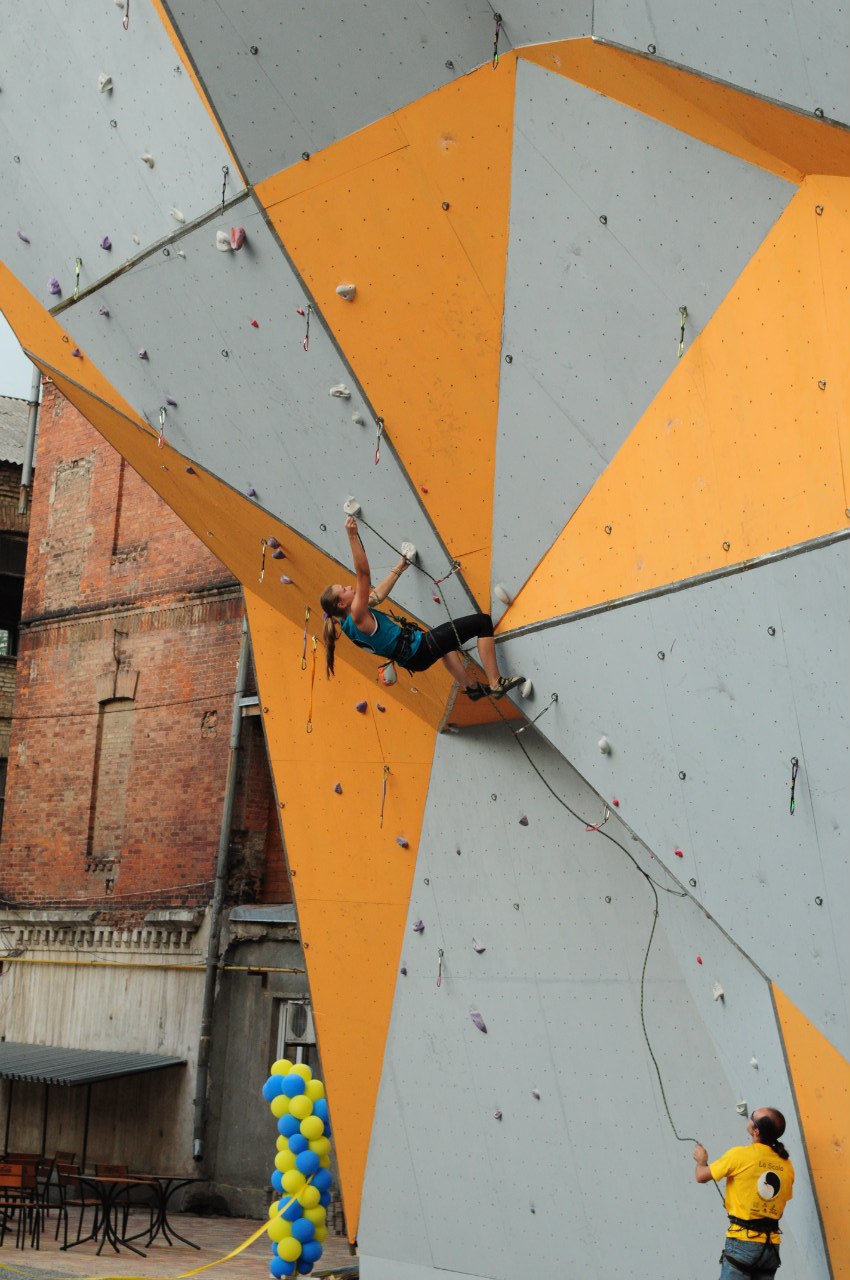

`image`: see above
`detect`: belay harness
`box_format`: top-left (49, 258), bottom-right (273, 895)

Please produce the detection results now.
top-left (386, 610), bottom-right (420, 671)
top-left (721, 1216), bottom-right (782, 1276)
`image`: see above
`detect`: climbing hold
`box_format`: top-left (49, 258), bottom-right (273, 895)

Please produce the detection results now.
top-left (98, 304), bottom-right (110, 316)
top-left (420, 485), bottom-right (428, 494)
top-left (71, 348), bottom-right (82, 359)
top-left (612, 798), bottom-right (620, 807)
top-left (400, 966), bottom-right (407, 976)
top-left (131, 234), bottom-right (140, 245)
top-left (531, 1089), bottom-right (541, 1101)
top-left (712, 982), bottom-right (725, 1002)
top-left (16, 231), bottom-right (30, 244)
top-left (97, 73), bottom-right (113, 93)
top-left (351, 412), bottom-right (365, 426)
top-left (722, 541), bottom-right (731, 551)
top-left (520, 679), bottom-right (534, 699)
top-left (246, 486), bottom-right (257, 498)
top-left (47, 277), bottom-right (61, 296)
top-left (493, 583), bottom-right (511, 605)
top-left (342, 496), bottom-right (362, 516)
top-left (396, 837), bottom-right (409, 849)
top-left (279, 576), bottom-right (293, 585)
top-left (272, 549), bottom-right (285, 560)
top-left (735, 1101), bottom-right (748, 1117)
top-left (679, 770), bottom-right (686, 780)
top-left (185, 466), bottom-right (195, 475)
top-left (170, 208), bottom-right (186, 224)
top-left (598, 736), bottom-right (611, 754)
top-left (329, 385), bottom-right (351, 399)
top-left (689, 878), bottom-right (697, 888)
top-left (215, 229), bottom-right (231, 252)
top-left (599, 213), bottom-right (608, 225)
top-left (469, 1010), bottom-right (487, 1033)
top-left (674, 849), bottom-right (684, 858)
top-left (230, 226), bottom-right (246, 250)
top-left (750, 1058), bottom-right (759, 1069)
top-left (696, 955), bottom-right (703, 965)
top-left (767, 626), bottom-right (776, 636)
top-left (432, 595), bottom-right (440, 604)
top-left (355, 701), bottom-right (367, 714)
top-left (100, 235), bottom-right (112, 251)
top-left (518, 816), bottom-right (529, 827)
top-left (413, 919), bottom-right (424, 933)
top-left (138, 349), bottom-right (148, 360)
top-left (165, 395), bottom-right (178, 408)
top-left (604, 524), bottom-right (613, 535)
top-left (333, 783), bottom-right (343, 795)
top-left (818, 378), bottom-right (827, 390)
top-left (140, 153), bottom-right (155, 168)
top-left (267, 536), bottom-right (281, 549)
top-left (400, 542), bottom-right (417, 564)
top-left (376, 704), bottom-right (386, 713)
top-left (494, 1110), bottom-right (502, 1121)
top-left (250, 319), bottom-right (259, 328)
top-left (472, 939), bottom-right (486, 953)
top-left (335, 283), bottom-right (356, 301)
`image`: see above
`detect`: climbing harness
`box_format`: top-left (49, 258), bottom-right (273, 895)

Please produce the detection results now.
top-left (492, 12), bottom-right (503, 68)
top-left (301, 606), bottom-right (311, 669)
top-left (789, 756), bottom-right (798, 815)
top-left (379, 764), bottom-right (390, 828)
top-left (720, 1219), bottom-right (781, 1278)
top-left (305, 636), bottom-right (317, 733)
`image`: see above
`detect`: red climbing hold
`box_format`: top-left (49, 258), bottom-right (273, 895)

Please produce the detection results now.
top-left (230, 226), bottom-right (246, 250)
top-left (697, 955), bottom-right (703, 965)
top-left (612, 798), bottom-right (620, 807)
top-left (432, 594), bottom-right (440, 604)
top-left (251, 319), bottom-right (259, 328)
top-left (674, 849), bottom-right (684, 858)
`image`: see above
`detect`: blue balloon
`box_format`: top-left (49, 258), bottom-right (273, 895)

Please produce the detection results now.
top-left (288, 1134), bottom-right (309, 1155)
top-left (279, 1115), bottom-right (301, 1137)
top-left (282, 1199), bottom-right (303, 1222)
top-left (271, 1170), bottom-right (284, 1193)
top-left (263, 1076), bottom-right (285, 1101)
top-left (274, 1262), bottom-right (296, 1278)
top-left (312, 1099), bottom-right (329, 1123)
top-left (313, 1169), bottom-right (332, 1193)
top-left (296, 1262), bottom-right (313, 1275)
top-left (319, 1190), bottom-right (332, 1207)
top-left (281, 1074), bottom-right (307, 1098)
top-left (301, 1242), bottom-right (323, 1265)
top-left (296, 1151), bottom-right (320, 1177)
top-left (291, 1218), bottom-right (315, 1244)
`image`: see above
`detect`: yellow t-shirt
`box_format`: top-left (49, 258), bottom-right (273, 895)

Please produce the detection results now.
top-left (710, 1143), bottom-right (794, 1243)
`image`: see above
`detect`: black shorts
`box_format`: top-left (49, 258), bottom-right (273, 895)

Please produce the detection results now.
top-left (403, 614), bottom-right (494, 673)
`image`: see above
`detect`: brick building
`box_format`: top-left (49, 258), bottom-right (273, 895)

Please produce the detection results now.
top-left (0, 381), bottom-right (314, 1215)
top-left (0, 394), bottom-right (33, 834)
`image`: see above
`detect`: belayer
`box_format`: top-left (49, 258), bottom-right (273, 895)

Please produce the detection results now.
top-left (694, 1108), bottom-right (794, 1279)
top-left (320, 517), bottom-right (524, 699)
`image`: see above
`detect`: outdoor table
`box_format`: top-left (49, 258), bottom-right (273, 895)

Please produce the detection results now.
top-left (124, 1174), bottom-right (203, 1249)
top-left (61, 1174), bottom-right (154, 1257)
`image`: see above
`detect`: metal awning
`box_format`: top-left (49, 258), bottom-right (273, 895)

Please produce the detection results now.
top-left (0, 1041), bottom-right (185, 1086)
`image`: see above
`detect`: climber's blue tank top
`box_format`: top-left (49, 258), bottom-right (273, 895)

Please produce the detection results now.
top-left (342, 610), bottom-right (423, 661)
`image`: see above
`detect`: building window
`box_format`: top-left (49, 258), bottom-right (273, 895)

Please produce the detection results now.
top-left (275, 999), bottom-right (319, 1076)
top-left (87, 698), bottom-right (134, 857)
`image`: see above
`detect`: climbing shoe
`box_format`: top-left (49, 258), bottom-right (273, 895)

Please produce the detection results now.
top-left (464, 682), bottom-right (488, 701)
top-left (487, 675), bottom-right (525, 699)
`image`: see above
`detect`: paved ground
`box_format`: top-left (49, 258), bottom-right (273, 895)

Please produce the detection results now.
top-left (0, 1210), bottom-right (356, 1280)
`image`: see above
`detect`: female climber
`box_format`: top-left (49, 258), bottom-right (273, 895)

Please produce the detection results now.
top-left (320, 517), bottom-right (524, 700)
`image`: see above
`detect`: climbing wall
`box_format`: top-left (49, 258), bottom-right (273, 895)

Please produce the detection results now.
top-left (1, 4), bottom-right (848, 1277)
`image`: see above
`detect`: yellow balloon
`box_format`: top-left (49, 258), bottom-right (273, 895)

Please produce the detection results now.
top-left (308, 1137), bottom-right (331, 1158)
top-left (271, 1059), bottom-right (293, 1076)
top-left (270, 1095), bottom-right (290, 1118)
top-left (290, 1063), bottom-right (312, 1082)
top-left (300, 1116), bottom-right (324, 1141)
top-left (269, 1201), bottom-right (282, 1219)
top-left (315, 1226), bottom-right (328, 1244)
top-left (289, 1094), bottom-right (313, 1121)
top-left (267, 1217), bottom-right (291, 1243)
top-left (281, 1170), bottom-right (306, 1195)
top-left (277, 1237), bottom-right (302, 1262)
top-left (319, 1155), bottom-right (331, 1168)
top-left (300, 1185), bottom-right (321, 1209)
top-left (276, 1135), bottom-right (288, 1152)
top-left (305, 1079), bottom-right (325, 1101)
top-left (304, 1207), bottom-right (326, 1226)
top-left (275, 1150), bottom-right (297, 1173)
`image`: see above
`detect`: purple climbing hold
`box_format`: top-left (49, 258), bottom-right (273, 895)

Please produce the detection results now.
top-left (396, 837), bottom-right (409, 849)
top-left (333, 783), bottom-right (343, 795)
top-left (98, 303), bottom-right (110, 317)
top-left (71, 348), bottom-right (82, 359)
top-left (100, 236), bottom-right (112, 251)
top-left (355, 701), bottom-right (367, 714)
top-left (138, 348), bottom-right (148, 360)
top-left (279, 575), bottom-right (293, 585)
top-left (400, 966), bottom-right (408, 976)
top-left (165, 395), bottom-right (178, 408)
top-left (267, 536), bottom-right (281, 549)
top-left (185, 466), bottom-right (196, 475)
top-left (272, 549), bottom-right (285, 559)
top-left (48, 277), bottom-right (61, 296)
top-left (518, 815), bottom-right (529, 827)
top-left (412, 919), bottom-right (424, 934)
top-left (16, 231), bottom-right (30, 244)
top-left (469, 1010), bottom-right (487, 1033)
top-left (531, 1089), bottom-right (541, 1100)
top-left (376, 704), bottom-right (386, 713)
top-left (246, 486), bottom-right (257, 497)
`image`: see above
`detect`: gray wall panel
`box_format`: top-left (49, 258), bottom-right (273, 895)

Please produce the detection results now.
top-left (0, 0), bottom-right (241, 307)
top-left (594, 0), bottom-right (850, 126)
top-left (359, 724), bottom-right (829, 1280)
top-left (492, 61), bottom-right (794, 597)
top-left (499, 539), bottom-right (850, 1057)
top-left (57, 207), bottom-right (473, 623)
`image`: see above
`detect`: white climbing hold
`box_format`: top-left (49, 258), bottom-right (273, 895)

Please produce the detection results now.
top-left (494, 583), bottom-right (511, 605)
top-left (400, 542), bottom-right (417, 564)
top-left (471, 938), bottom-right (486, 954)
top-left (342, 496), bottom-right (361, 517)
top-left (520, 679), bottom-right (534, 700)
top-left (329, 384), bottom-right (351, 399)
top-left (335, 283), bottom-right (356, 301)
top-left (598, 736), bottom-right (611, 755)
top-left (749, 1057), bottom-right (759, 1070)
top-left (140, 153), bottom-right (155, 169)
top-left (531, 1088), bottom-right (541, 1100)
top-left (712, 981), bottom-right (725, 1001)
top-left (735, 1100), bottom-right (748, 1117)
top-left (215, 229), bottom-right (232, 252)
top-left (170, 208), bottom-right (186, 224)
top-left (469, 1010), bottom-right (487, 1033)
top-left (351, 412), bottom-right (365, 426)
top-left (97, 74), bottom-right (113, 93)
top-left (131, 234), bottom-right (141, 245)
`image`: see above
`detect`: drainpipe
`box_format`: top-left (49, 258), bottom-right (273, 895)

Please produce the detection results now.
top-left (18, 365), bottom-right (40, 516)
top-left (193, 610), bottom-right (251, 1162)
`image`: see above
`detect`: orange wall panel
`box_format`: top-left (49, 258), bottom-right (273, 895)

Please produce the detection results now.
top-left (256, 59), bottom-right (517, 606)
top-left (502, 178), bottom-right (850, 630)
top-left (773, 985), bottom-right (850, 1278)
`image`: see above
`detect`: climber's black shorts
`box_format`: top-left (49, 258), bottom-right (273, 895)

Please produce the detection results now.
top-left (404, 614), bottom-right (494, 673)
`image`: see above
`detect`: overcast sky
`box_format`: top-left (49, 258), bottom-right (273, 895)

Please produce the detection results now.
top-left (0, 313), bottom-right (36, 400)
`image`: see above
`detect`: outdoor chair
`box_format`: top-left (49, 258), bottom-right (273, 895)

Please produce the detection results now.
top-left (54, 1162), bottom-right (100, 1248)
top-left (0, 1161), bottom-right (39, 1249)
